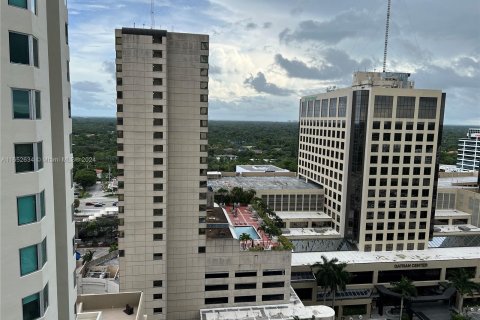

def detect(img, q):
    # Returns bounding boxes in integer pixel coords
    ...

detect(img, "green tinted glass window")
[37,142,43,169]
[42,283,48,312]
[40,191,45,218]
[41,238,47,266]
[22,292,40,320]
[9,32,30,65]
[20,244,38,276]
[17,195,36,225]
[12,89,30,119]
[35,91,41,119]
[8,0,27,9]
[32,37,39,67]
[15,143,34,172]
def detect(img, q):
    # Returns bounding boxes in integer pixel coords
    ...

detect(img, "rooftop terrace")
[77,292,143,320]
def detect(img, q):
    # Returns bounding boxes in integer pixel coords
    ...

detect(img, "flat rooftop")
[77,292,143,320]
[435,209,471,218]
[236,164,289,172]
[292,247,480,267]
[207,207,229,224]
[438,175,478,189]
[283,228,340,238]
[208,176,322,191]
[200,288,334,320]
[276,211,331,220]
[433,224,480,234]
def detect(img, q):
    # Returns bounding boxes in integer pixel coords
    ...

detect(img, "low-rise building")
[208,176,324,212]
[291,247,480,319]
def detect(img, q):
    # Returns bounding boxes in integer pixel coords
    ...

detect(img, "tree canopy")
[74,169,97,189]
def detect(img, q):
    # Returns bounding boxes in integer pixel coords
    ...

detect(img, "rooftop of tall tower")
[352,71,415,89]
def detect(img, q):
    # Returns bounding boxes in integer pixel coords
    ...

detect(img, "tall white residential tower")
[0,1,76,319]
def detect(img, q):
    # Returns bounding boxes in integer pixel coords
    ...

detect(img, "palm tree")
[239,233,252,250]
[329,261,350,309]
[391,276,417,320]
[311,256,350,309]
[312,256,337,305]
[448,268,480,312]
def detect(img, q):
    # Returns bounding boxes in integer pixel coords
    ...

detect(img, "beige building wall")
[165,31,209,320]
[298,74,445,252]
[437,187,480,226]
[204,238,291,307]
[116,28,209,320]
[259,189,324,212]
[292,254,480,318]
[0,1,75,319]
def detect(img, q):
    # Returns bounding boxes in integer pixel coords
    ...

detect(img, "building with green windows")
[0,1,76,319]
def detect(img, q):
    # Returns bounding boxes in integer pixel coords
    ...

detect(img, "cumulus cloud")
[279,9,381,44]
[244,72,294,96]
[414,56,480,90]
[275,50,372,80]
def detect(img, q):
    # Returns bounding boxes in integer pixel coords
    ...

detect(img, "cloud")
[262,22,272,29]
[66,0,479,123]
[102,61,116,81]
[279,9,381,44]
[244,72,294,96]
[275,50,372,80]
[209,64,222,74]
[209,96,298,121]
[414,56,480,90]
[245,22,258,30]
[72,81,105,92]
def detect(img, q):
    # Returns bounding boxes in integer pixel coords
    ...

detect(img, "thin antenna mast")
[151,0,155,29]
[383,0,391,73]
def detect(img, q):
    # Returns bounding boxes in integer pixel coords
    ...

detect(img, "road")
[77,182,118,214]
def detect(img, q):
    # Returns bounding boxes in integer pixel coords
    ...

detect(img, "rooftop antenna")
[151,0,155,29]
[383,0,392,73]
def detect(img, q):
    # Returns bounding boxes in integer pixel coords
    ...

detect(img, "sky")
[68,0,480,124]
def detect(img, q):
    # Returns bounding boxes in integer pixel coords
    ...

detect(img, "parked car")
[112,202,118,206]
[85,202,94,206]
[94,203,104,207]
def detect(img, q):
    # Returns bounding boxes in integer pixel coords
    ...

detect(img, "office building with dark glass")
[297,72,446,252]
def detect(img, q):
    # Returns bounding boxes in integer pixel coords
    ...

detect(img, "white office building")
[298,72,446,252]
[457,128,480,172]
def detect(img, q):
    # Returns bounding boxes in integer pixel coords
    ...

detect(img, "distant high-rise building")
[0,1,76,319]
[116,28,293,320]
[457,128,480,172]
[115,28,210,319]
[298,72,446,252]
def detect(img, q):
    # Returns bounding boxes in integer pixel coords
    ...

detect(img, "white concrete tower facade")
[116,28,209,320]
[0,1,76,319]
[298,72,445,252]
